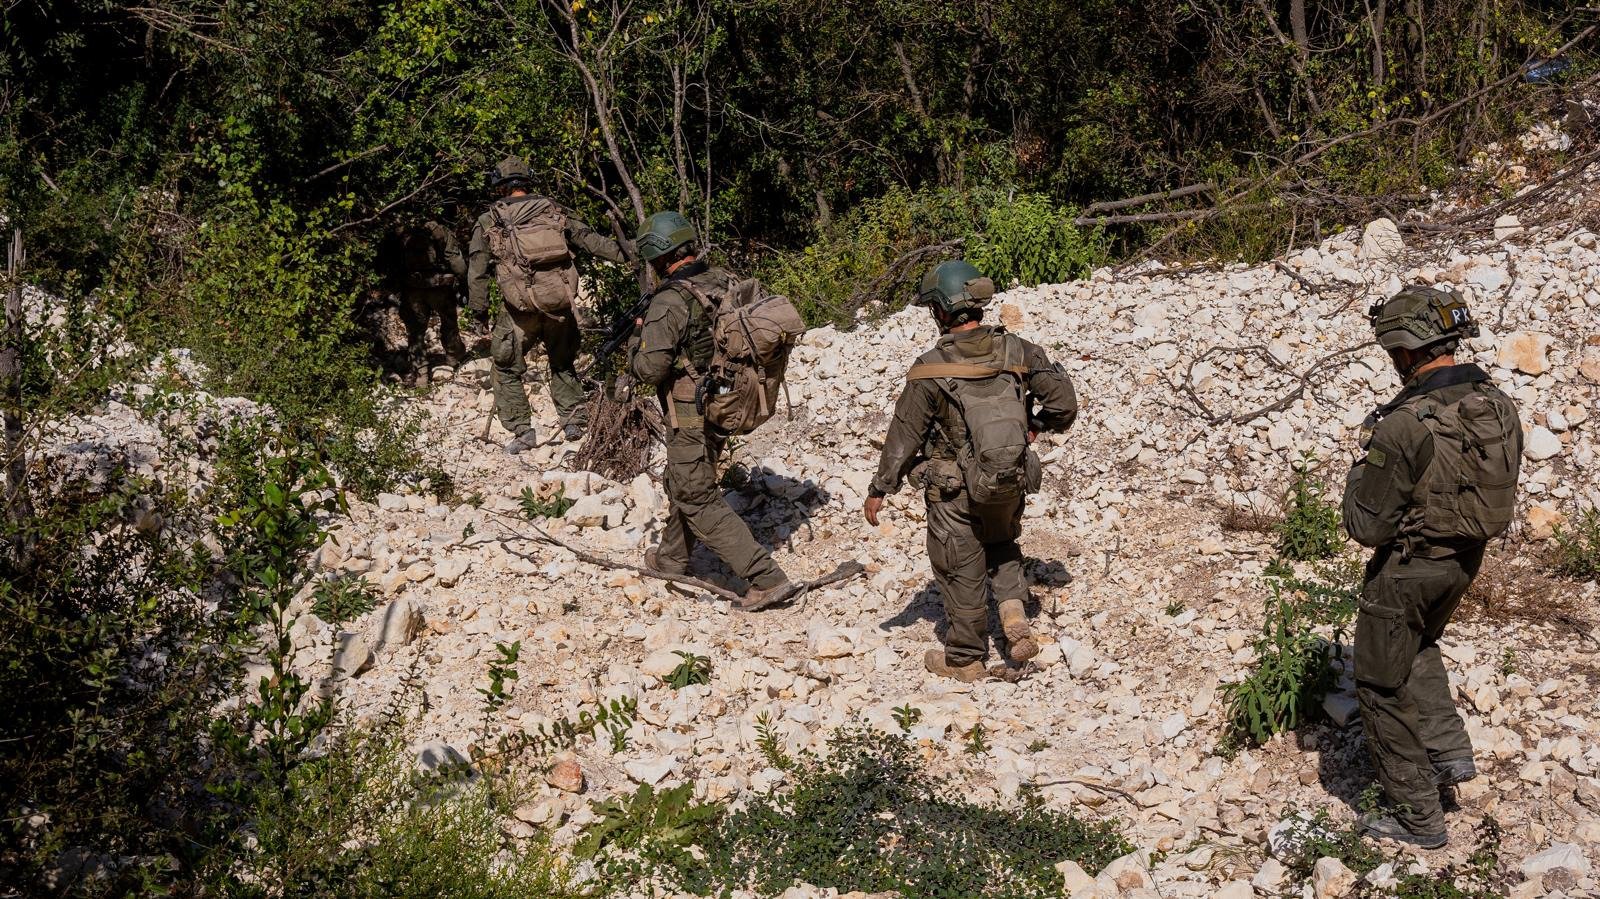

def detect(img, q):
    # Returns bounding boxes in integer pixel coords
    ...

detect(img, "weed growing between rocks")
[666,651,713,689]
[1275,808,1506,898]
[577,727,1131,898]
[1275,459,1344,562]
[1552,503,1600,580]
[520,484,576,520]
[312,574,380,626]
[1221,564,1352,748]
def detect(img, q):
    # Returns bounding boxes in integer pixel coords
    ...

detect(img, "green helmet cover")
[635,211,698,262]
[488,156,533,189]
[917,260,996,315]
[1368,286,1479,351]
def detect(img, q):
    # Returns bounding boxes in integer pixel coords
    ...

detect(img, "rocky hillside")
[252,206,1600,897]
[35,197,1600,895]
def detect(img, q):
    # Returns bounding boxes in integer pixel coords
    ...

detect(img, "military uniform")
[392,220,467,377]
[628,261,788,591]
[871,325,1078,667]
[467,195,625,436]
[1344,362,1521,838]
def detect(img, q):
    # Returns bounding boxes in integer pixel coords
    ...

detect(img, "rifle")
[587,292,653,389]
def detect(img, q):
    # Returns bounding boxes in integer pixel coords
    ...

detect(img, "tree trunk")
[3,228,32,573]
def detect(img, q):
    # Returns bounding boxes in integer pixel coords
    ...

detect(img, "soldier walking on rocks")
[1344,286,1521,848]
[386,217,467,386]
[864,260,1078,681]
[468,156,629,452]
[627,211,799,611]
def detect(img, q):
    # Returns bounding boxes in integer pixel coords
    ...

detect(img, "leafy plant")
[964,722,991,756]
[478,641,521,714]
[666,651,712,690]
[1164,599,1187,617]
[754,711,793,771]
[574,783,724,888]
[1221,579,1341,746]
[1552,504,1600,580]
[1275,458,1344,562]
[892,703,924,733]
[1276,805,1506,898]
[520,485,575,520]
[625,727,1133,897]
[312,574,379,626]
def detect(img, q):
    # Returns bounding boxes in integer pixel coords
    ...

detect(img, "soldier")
[385,217,467,386]
[1344,286,1522,848]
[865,260,1078,681]
[468,156,628,452]
[627,211,798,611]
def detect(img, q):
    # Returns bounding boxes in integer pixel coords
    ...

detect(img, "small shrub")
[574,783,722,887]
[1276,807,1506,898]
[312,574,379,626]
[1275,459,1344,561]
[892,704,923,733]
[754,711,793,771]
[478,641,521,714]
[1221,580,1340,746]
[625,727,1134,897]
[964,722,991,756]
[1552,504,1600,580]
[520,485,575,520]
[666,651,712,689]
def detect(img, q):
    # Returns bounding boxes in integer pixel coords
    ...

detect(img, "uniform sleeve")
[1342,413,1434,548]
[628,290,688,387]
[567,217,628,265]
[870,380,940,497]
[438,224,468,282]
[1023,342,1078,433]
[466,220,492,316]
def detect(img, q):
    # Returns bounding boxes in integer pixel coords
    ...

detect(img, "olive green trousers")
[925,491,1025,666]
[490,305,587,435]
[1354,545,1482,833]
[654,405,785,590]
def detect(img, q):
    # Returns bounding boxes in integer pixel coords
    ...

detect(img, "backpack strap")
[906,362,1028,380]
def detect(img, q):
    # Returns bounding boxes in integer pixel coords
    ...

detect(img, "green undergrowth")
[1275,459,1344,562]
[1552,503,1600,580]
[1276,807,1506,897]
[577,727,1131,898]
[1220,558,1360,750]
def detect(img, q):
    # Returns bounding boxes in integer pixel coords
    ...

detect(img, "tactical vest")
[662,271,721,401]
[1395,383,1521,548]
[400,224,455,289]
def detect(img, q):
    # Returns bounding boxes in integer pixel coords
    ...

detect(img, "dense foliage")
[2,1,1583,375]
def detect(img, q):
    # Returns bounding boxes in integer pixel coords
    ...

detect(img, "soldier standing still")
[627,211,799,611]
[865,260,1078,681]
[467,156,628,452]
[1344,286,1522,848]
[388,218,467,386]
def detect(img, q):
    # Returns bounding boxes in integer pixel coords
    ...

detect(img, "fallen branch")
[484,509,865,605]
[1082,182,1216,215]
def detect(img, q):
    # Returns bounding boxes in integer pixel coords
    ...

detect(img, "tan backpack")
[677,277,807,434]
[486,199,577,315]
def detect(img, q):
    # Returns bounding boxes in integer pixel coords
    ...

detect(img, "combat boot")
[738,578,800,612]
[503,428,540,455]
[924,649,985,683]
[1433,758,1477,786]
[643,545,686,576]
[1358,813,1447,849]
[997,598,1039,662]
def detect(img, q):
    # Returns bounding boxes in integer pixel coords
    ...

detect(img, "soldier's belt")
[906,362,1029,381]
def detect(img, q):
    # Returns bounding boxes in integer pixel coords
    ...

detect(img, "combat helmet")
[487,156,534,191]
[916,260,996,316]
[1368,285,1479,351]
[635,211,698,262]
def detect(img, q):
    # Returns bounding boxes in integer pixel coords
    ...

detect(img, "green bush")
[1222,579,1341,747]
[763,187,1104,327]
[578,727,1131,897]
[1276,460,1344,562]
[1276,809,1506,898]
[1552,504,1600,580]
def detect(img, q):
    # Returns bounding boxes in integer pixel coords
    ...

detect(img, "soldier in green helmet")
[467,156,629,452]
[865,260,1078,681]
[1343,285,1522,848]
[627,211,799,610]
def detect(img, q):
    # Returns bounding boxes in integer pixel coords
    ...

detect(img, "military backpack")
[485,198,577,315]
[676,277,806,435]
[906,347,1040,505]
[1402,385,1521,543]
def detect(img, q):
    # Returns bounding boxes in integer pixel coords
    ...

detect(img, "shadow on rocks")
[1312,722,1381,811]
[724,464,833,553]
